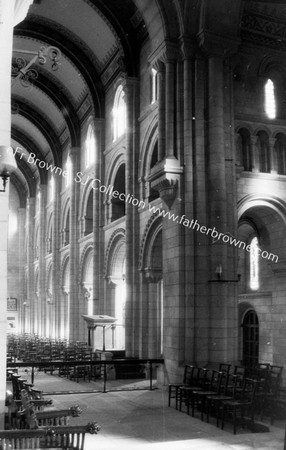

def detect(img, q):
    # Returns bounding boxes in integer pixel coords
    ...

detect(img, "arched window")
[46,215,53,254]
[49,176,55,203]
[111,164,125,221]
[257,131,270,173]
[151,68,158,104]
[275,133,286,175]
[85,124,96,168]
[149,141,160,201]
[236,128,251,171]
[63,209,70,246]
[250,237,259,290]
[242,309,259,367]
[84,190,93,236]
[113,85,126,141]
[65,156,72,187]
[265,79,276,119]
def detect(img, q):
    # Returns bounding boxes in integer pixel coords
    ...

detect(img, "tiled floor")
[14,370,286,450]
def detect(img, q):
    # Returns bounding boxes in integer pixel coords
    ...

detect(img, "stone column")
[53,174,61,338]
[38,184,47,336]
[0,0,32,425]
[69,147,80,341]
[165,59,176,157]
[123,78,139,356]
[250,136,259,173]
[269,137,277,174]
[93,119,104,316]
[198,31,240,364]
[17,207,26,332]
[26,197,35,332]
[181,41,196,363]
[155,61,165,161]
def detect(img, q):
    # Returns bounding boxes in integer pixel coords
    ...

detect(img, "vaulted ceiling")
[10,0,286,203]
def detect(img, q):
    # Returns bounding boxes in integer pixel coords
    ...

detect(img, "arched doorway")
[242,309,259,367]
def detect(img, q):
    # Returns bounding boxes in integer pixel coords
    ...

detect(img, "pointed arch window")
[265,79,276,119]
[65,156,72,187]
[113,85,126,141]
[250,237,259,290]
[86,124,96,168]
[49,176,55,203]
[151,68,158,104]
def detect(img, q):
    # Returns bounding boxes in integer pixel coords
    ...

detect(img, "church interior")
[1,0,286,447]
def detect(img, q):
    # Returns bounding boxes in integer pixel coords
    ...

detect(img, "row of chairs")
[169,363,283,434]
[7,333,92,363]
[7,333,102,382]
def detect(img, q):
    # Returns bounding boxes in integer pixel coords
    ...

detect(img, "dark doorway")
[242,309,259,367]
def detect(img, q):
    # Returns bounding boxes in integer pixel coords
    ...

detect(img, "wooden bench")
[22,390,82,429]
[0,422,101,449]
[9,390,82,430]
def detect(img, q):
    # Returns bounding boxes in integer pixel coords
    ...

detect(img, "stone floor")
[13,370,286,450]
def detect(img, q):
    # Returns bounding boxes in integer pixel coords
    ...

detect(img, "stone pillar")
[0,0,32,425]
[207,55,230,363]
[269,137,277,174]
[0,187,9,426]
[144,270,162,359]
[165,59,176,158]
[198,31,240,365]
[26,197,35,332]
[17,207,26,332]
[69,147,80,340]
[181,42,197,364]
[155,61,165,161]
[38,184,47,336]
[93,119,104,316]
[123,78,139,356]
[53,174,61,338]
[250,136,259,173]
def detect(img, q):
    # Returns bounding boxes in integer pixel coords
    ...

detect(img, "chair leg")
[233,407,237,435]
[168,387,171,407]
[221,404,225,430]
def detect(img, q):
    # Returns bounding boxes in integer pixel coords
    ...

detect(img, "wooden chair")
[205,374,239,427]
[168,364,194,409]
[218,363,231,374]
[178,367,208,414]
[191,370,223,421]
[221,378,257,434]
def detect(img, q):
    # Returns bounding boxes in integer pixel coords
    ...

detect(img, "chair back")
[184,365,194,385]
[241,378,257,403]
[226,374,239,397]
[234,365,245,379]
[209,370,222,393]
[219,363,231,374]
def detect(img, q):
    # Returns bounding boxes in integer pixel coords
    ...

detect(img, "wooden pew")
[0,422,101,449]
[19,390,82,429]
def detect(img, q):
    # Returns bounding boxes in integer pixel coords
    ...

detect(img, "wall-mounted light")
[0,146,17,192]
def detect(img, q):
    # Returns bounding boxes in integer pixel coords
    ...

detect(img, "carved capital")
[197,30,240,58]
[142,267,162,283]
[180,36,197,60]
[148,157,183,209]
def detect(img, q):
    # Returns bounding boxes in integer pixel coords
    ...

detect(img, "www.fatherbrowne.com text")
[15,148,278,263]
